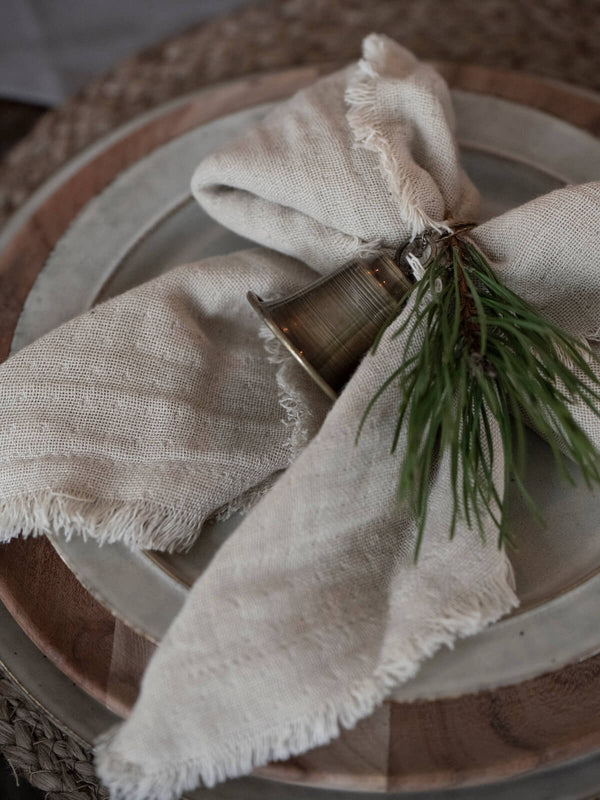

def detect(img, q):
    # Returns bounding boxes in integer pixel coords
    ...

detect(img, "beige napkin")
[94,34,600,800]
[0,248,329,550]
[94,181,600,799]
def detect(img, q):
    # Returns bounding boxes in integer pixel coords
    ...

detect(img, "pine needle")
[358,234,600,560]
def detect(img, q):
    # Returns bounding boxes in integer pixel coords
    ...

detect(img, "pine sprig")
[358,233,600,560]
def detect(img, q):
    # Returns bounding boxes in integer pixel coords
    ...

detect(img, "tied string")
[401,221,477,282]
[358,222,600,560]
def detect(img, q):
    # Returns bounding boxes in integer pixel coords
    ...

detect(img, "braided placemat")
[0,674,107,799]
[0,1,598,797]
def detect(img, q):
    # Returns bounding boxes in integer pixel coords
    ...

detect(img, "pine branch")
[358,233,600,560]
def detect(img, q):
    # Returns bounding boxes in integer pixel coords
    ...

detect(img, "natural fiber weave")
[0,671,108,799]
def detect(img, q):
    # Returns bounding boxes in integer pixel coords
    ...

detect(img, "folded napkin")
[193,34,479,267]
[0,249,329,549]
[0,31,598,800]
[93,183,600,800]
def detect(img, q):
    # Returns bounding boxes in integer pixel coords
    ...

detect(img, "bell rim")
[247,291,338,402]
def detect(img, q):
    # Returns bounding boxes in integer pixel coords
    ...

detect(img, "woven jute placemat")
[0,1,598,797]
[0,674,107,799]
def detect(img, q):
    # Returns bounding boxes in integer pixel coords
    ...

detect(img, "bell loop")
[394,222,478,279]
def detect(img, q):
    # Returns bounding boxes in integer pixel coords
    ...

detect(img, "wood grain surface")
[1,65,600,792]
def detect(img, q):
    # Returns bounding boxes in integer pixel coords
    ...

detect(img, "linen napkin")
[93,34,598,800]
[94,305,518,800]
[0,248,329,550]
[192,34,480,267]
[94,189,600,800]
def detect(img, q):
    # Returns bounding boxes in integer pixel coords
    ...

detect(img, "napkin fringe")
[208,474,279,523]
[345,33,442,239]
[0,491,202,553]
[94,553,517,800]
[259,325,323,461]
[331,231,384,262]
[589,325,600,343]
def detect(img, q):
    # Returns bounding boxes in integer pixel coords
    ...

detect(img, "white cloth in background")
[0,0,249,105]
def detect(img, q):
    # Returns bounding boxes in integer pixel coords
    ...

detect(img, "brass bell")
[247,249,415,400]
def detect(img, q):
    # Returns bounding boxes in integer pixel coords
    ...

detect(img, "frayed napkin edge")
[93,551,517,800]
[258,324,330,460]
[345,33,444,239]
[0,491,203,553]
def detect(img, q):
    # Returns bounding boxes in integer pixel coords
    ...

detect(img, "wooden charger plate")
[1,65,600,796]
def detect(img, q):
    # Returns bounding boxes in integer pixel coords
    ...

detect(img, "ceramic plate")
[11,90,600,701]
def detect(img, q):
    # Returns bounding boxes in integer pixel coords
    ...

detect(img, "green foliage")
[358,235,600,560]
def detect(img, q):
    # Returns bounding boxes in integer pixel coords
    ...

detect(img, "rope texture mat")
[0,675,107,799]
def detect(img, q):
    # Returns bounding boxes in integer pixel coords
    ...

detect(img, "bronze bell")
[247,248,416,400]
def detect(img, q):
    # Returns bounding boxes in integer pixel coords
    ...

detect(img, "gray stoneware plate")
[11,90,600,703]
